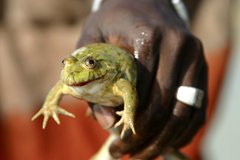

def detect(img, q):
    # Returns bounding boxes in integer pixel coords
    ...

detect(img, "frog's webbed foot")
[114,110,136,139]
[31,105,75,129]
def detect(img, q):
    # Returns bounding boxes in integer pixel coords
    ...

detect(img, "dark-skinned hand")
[77,0,208,159]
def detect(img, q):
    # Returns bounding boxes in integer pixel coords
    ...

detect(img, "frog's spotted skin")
[32,43,137,139]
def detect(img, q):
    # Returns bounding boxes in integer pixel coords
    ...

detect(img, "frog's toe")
[120,121,136,139]
[43,113,50,129]
[125,120,136,136]
[31,107,51,129]
[57,107,75,118]
[114,112,136,139]
[129,120,136,135]
[31,109,43,121]
[52,112,61,125]
[114,116,124,128]
[116,111,123,116]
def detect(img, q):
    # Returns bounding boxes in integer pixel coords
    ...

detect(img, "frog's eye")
[84,56,96,69]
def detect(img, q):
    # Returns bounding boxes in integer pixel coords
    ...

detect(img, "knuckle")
[131,24,158,57]
[165,29,186,45]
[132,24,157,44]
[166,28,204,56]
[133,23,156,35]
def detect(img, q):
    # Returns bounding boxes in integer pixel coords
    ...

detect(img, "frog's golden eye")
[84,56,96,69]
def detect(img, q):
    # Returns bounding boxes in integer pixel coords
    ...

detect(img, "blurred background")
[0,0,239,160]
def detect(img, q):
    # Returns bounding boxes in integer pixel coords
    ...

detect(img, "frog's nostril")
[62,56,77,66]
[62,59,65,65]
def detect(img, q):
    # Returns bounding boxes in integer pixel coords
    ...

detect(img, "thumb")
[76,14,103,48]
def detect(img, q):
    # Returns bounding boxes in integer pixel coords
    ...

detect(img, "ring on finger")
[176,86,204,108]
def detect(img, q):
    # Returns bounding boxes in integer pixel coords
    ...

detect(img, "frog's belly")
[70,85,123,107]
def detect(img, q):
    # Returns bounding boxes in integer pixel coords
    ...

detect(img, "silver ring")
[176,86,204,108]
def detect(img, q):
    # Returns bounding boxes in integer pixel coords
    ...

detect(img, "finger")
[172,108,206,148]
[58,108,76,118]
[110,81,167,159]
[110,29,189,158]
[129,98,193,159]
[129,35,205,159]
[169,38,207,147]
[76,13,103,48]
[110,26,161,156]
[130,114,190,159]
[172,61,208,147]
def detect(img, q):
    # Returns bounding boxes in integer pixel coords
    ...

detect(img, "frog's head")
[61,44,117,87]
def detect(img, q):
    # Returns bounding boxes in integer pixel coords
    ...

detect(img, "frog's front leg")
[32,80,75,128]
[113,78,137,139]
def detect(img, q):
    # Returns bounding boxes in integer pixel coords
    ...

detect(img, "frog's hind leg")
[90,134,119,160]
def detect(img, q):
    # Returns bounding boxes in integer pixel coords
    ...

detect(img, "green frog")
[32,43,188,160]
[32,43,137,139]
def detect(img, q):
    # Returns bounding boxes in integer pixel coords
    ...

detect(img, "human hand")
[77,0,208,159]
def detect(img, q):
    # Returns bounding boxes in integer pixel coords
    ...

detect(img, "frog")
[32,43,137,140]
[32,43,189,160]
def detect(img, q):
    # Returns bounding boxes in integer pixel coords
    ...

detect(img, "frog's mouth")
[70,79,98,87]
[62,71,107,87]
[68,75,107,87]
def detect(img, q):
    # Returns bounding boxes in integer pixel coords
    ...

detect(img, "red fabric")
[0,100,108,160]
